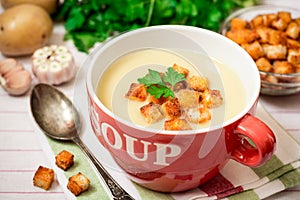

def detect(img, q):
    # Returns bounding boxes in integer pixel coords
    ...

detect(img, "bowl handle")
[230,114,276,167]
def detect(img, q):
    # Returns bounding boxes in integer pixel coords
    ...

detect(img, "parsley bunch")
[54,0,258,53]
[138,67,185,98]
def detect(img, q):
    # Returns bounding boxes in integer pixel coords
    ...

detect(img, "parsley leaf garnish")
[138,67,185,98]
[147,85,174,98]
[162,67,185,87]
[137,69,164,87]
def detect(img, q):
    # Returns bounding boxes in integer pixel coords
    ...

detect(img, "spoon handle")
[73,136,135,200]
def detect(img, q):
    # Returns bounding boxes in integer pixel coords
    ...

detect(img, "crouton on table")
[55,150,74,171]
[33,166,54,190]
[67,172,90,196]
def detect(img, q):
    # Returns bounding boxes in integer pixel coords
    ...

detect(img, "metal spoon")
[30,83,135,200]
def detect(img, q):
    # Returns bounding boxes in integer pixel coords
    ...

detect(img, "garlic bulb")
[32,45,75,85]
[0,58,32,96]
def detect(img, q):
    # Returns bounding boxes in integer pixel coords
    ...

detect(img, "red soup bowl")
[86,25,276,192]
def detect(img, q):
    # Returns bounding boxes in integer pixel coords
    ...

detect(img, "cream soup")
[96,48,246,130]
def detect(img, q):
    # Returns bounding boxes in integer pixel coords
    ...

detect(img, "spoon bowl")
[30,83,80,140]
[30,83,134,200]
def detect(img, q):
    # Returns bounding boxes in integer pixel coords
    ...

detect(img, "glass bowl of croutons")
[220,5,300,95]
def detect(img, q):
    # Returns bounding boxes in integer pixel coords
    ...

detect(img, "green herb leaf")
[147,85,174,98]
[137,69,165,87]
[65,32,101,53]
[64,7,85,32]
[162,67,185,87]
[137,67,185,99]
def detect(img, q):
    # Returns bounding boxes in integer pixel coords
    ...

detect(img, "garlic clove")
[62,61,75,82]
[3,63,24,79]
[0,58,32,96]
[34,65,49,84]
[49,61,64,85]
[2,69,32,96]
[0,58,19,75]
[32,48,48,59]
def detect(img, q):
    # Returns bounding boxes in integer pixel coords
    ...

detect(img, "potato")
[0,4,53,56]
[0,0,58,14]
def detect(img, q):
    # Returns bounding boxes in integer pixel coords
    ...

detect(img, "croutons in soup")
[96,48,246,130]
[126,64,223,130]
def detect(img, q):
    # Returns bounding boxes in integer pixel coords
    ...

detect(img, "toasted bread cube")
[286,38,300,48]
[263,44,287,60]
[55,150,74,171]
[148,95,169,105]
[200,89,223,109]
[250,13,276,28]
[241,41,265,60]
[186,107,211,123]
[256,27,286,45]
[287,48,300,65]
[161,98,181,119]
[164,118,192,130]
[140,102,164,124]
[173,80,188,92]
[294,64,300,73]
[33,166,54,190]
[286,21,300,39]
[187,75,208,92]
[67,172,90,196]
[268,29,286,45]
[263,13,278,27]
[273,61,294,74]
[272,17,289,31]
[278,11,292,24]
[255,27,271,43]
[125,83,148,102]
[263,75,279,84]
[225,29,259,45]
[295,18,300,25]
[172,63,189,77]
[176,89,200,109]
[250,15,264,28]
[256,57,273,72]
[230,18,248,30]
